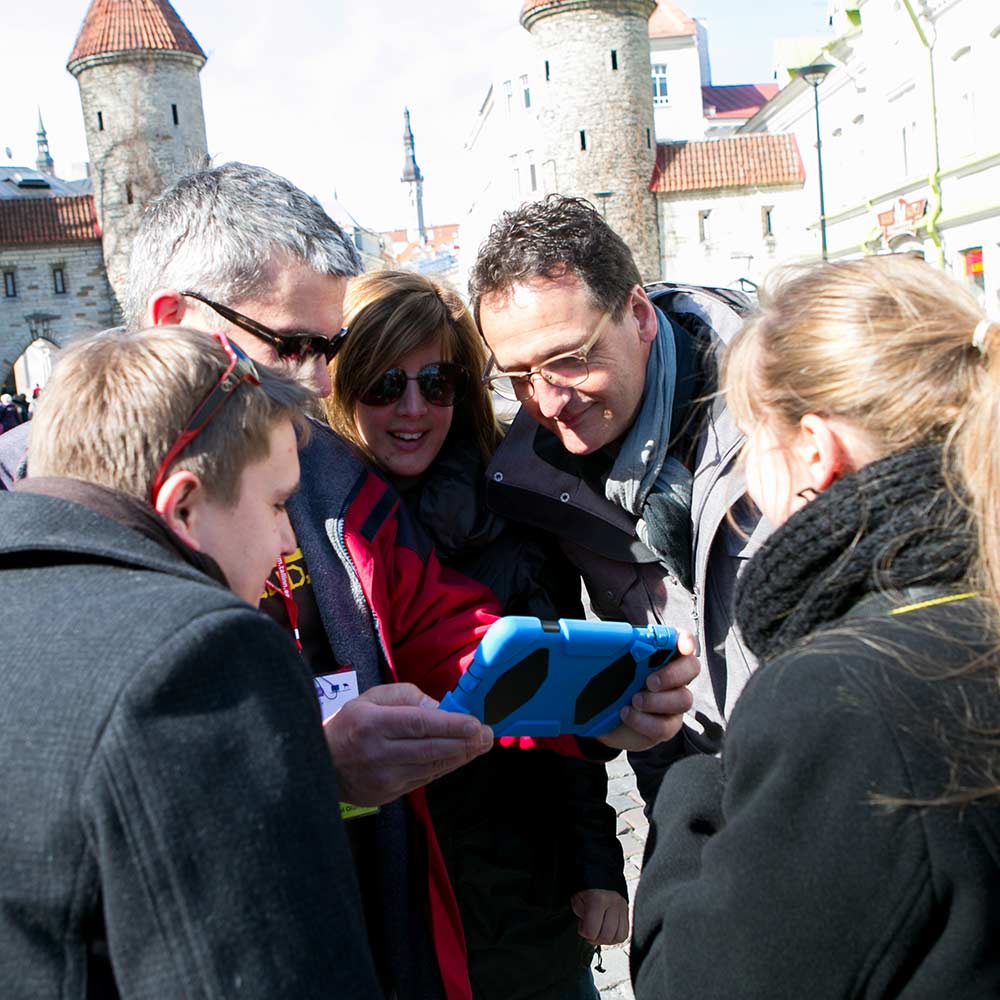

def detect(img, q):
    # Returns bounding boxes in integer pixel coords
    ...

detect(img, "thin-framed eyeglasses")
[359,362,470,408]
[182,290,348,364]
[481,307,613,402]
[149,330,261,504]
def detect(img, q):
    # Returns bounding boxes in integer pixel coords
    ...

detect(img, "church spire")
[35,110,55,176]
[401,108,426,243]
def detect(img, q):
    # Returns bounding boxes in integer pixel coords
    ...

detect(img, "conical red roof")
[68,0,205,69]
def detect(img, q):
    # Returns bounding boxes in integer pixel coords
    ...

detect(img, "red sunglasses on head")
[149,331,261,505]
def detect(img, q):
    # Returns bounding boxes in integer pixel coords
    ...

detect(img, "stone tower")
[521,0,661,279]
[67,0,209,309]
[401,108,426,243]
[35,112,56,176]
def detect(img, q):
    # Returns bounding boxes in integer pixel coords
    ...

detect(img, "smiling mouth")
[390,431,426,442]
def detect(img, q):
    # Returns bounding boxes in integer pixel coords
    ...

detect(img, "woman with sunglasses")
[631,256,1000,996]
[326,270,628,1000]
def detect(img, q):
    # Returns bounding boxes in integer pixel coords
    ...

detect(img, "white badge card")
[314,670,359,722]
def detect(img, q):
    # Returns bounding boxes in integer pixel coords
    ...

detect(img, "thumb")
[360,682,439,709]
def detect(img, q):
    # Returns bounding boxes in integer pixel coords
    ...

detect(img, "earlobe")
[798,413,847,493]
[632,286,658,344]
[154,471,205,550]
[147,289,188,328]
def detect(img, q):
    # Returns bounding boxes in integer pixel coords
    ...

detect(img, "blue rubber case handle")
[438,616,678,738]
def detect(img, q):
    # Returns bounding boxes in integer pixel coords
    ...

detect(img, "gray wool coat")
[0,490,378,998]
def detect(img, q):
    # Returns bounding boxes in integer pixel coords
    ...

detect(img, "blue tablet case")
[438,616,678,738]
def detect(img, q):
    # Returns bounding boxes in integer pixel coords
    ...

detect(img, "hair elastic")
[972,319,992,355]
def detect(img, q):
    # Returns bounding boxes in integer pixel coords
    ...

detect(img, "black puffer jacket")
[631,446,1000,998]
[411,434,627,1000]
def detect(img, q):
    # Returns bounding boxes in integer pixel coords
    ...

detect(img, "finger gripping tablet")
[438,617,678,737]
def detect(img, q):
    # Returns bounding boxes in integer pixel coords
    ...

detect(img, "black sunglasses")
[359,362,470,407]
[181,291,347,364]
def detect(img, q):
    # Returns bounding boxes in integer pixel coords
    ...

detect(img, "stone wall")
[0,240,116,386]
[74,52,209,310]
[525,0,661,280]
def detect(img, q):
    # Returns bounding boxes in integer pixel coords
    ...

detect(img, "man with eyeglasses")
[472,195,767,811]
[0,324,381,997]
[1,165,700,1000]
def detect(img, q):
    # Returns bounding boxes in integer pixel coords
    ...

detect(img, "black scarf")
[735,445,974,663]
[17,476,229,588]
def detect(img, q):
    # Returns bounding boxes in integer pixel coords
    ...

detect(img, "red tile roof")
[0,196,102,245]
[702,84,778,120]
[68,0,205,69]
[648,0,696,38]
[650,134,804,193]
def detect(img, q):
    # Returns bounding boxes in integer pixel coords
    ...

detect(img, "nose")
[531,378,571,420]
[278,511,297,558]
[310,357,332,398]
[396,378,427,417]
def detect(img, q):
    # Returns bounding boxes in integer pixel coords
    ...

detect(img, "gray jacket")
[486,287,768,775]
[0,489,378,998]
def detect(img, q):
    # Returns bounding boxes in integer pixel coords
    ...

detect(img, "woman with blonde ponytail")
[632,255,1000,997]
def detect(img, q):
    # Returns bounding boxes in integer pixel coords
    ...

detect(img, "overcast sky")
[1,0,830,232]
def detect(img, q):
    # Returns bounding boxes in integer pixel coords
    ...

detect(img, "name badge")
[315,670,379,821]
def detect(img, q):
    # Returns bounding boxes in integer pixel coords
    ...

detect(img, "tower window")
[646,128,651,149]
[97,110,104,131]
[504,80,513,118]
[53,267,66,294]
[698,209,712,243]
[530,163,538,191]
[521,75,531,109]
[126,182,134,205]
[580,130,587,151]
[611,50,618,71]
[171,103,179,125]
[762,206,775,238]
[3,271,16,297]
[652,64,669,104]
[545,60,550,82]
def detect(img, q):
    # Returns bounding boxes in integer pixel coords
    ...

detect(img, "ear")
[630,285,658,345]
[795,413,852,493]
[146,289,189,328]
[153,470,208,551]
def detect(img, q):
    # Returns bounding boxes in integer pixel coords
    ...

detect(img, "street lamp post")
[795,63,834,261]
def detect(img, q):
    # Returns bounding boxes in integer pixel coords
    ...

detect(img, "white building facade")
[743,0,1000,309]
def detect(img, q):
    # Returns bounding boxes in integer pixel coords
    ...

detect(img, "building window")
[646,127,651,149]
[97,110,104,131]
[521,75,530,109]
[126,181,134,205]
[504,80,513,118]
[3,271,15,297]
[545,60,550,82]
[530,163,538,191]
[171,103,179,125]
[962,247,985,300]
[53,267,66,294]
[611,49,618,71]
[761,206,774,238]
[580,130,587,152]
[698,209,712,243]
[652,64,669,104]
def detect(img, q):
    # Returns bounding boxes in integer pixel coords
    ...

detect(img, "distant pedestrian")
[12,394,29,423]
[31,383,41,400]
[0,394,21,433]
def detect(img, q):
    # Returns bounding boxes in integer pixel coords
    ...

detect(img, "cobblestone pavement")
[595,755,648,1000]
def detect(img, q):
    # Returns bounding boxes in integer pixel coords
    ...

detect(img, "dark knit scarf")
[735,445,974,663]
[18,476,229,588]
